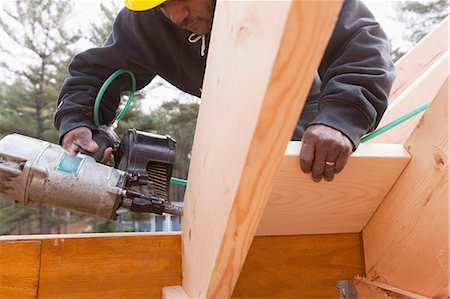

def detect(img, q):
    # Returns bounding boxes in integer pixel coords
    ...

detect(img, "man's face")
[159,0,215,35]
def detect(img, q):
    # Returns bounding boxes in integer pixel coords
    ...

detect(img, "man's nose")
[165,3,189,26]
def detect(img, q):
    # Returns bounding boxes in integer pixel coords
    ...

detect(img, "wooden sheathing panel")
[233,234,364,299]
[257,143,410,235]
[389,16,449,103]
[1,233,181,298]
[0,241,41,299]
[368,51,449,144]
[363,79,449,297]
[180,1,343,298]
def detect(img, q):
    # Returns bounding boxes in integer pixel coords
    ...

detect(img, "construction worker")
[55,0,395,182]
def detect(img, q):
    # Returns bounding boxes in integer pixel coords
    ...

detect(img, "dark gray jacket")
[55,0,395,149]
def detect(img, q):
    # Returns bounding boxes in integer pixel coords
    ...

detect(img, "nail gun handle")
[79,126,119,163]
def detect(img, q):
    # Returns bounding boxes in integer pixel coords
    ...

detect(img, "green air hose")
[93,69,188,186]
[360,101,431,143]
[93,69,136,127]
[95,69,431,186]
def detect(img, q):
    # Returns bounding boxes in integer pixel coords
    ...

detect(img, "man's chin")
[190,24,212,35]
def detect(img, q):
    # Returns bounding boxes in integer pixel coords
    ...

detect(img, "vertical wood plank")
[181,1,343,298]
[363,79,449,297]
[0,241,41,298]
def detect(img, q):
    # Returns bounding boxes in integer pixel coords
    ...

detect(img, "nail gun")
[0,128,183,220]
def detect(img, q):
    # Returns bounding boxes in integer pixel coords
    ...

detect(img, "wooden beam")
[256,143,410,236]
[353,277,432,299]
[162,286,190,299]
[1,233,364,298]
[233,234,363,298]
[363,79,449,298]
[0,241,41,298]
[179,1,343,298]
[1,233,181,298]
[368,51,449,144]
[389,16,449,103]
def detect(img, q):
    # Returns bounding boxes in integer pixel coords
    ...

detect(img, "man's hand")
[300,124,353,182]
[62,127,112,164]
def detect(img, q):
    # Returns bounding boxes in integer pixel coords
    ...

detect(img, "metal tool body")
[0,131,182,220]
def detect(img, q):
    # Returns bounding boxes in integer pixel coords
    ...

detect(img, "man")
[55,0,395,182]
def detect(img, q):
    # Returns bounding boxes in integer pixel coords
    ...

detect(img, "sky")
[0,0,411,112]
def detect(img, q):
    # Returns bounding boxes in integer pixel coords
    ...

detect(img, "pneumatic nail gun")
[0,127,183,220]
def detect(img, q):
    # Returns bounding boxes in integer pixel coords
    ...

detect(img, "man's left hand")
[300,124,353,182]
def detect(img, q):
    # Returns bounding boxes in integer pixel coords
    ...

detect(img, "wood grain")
[233,234,364,299]
[353,277,432,299]
[363,79,449,297]
[369,51,449,144]
[257,143,410,235]
[162,285,189,299]
[180,1,343,298]
[0,241,41,299]
[2,233,181,298]
[389,16,449,103]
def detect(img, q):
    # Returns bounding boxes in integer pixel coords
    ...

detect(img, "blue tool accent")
[57,153,83,174]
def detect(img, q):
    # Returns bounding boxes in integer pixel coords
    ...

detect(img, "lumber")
[1,233,181,298]
[0,241,41,298]
[362,79,449,298]
[1,233,363,299]
[353,277,432,299]
[389,16,449,103]
[368,51,449,144]
[233,234,363,299]
[179,1,343,298]
[256,143,410,236]
[162,286,190,299]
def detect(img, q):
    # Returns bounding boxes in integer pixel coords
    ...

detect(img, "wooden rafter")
[363,79,449,297]
[175,1,343,297]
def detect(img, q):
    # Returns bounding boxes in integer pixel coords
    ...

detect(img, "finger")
[323,150,340,182]
[335,150,351,173]
[101,147,113,164]
[64,142,80,156]
[74,135,99,153]
[311,144,329,182]
[300,139,315,174]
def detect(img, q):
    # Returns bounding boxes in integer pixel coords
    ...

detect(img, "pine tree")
[392,0,449,61]
[0,0,81,234]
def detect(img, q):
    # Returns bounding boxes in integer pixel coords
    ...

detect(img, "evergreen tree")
[88,2,121,46]
[0,0,81,234]
[392,0,449,61]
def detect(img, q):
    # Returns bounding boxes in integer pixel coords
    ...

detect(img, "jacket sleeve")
[54,8,157,141]
[309,0,395,149]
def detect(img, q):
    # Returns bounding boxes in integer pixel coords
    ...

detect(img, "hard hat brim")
[124,0,167,11]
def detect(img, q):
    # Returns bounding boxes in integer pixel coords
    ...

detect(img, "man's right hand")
[62,127,112,163]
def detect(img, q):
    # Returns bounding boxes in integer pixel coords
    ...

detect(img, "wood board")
[1,233,181,298]
[179,1,343,298]
[0,241,41,299]
[233,234,364,299]
[362,79,449,298]
[1,233,363,299]
[256,142,410,235]
[368,51,449,144]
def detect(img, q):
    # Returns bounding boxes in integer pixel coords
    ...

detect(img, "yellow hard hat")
[124,0,166,11]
